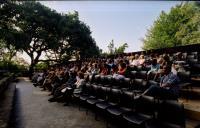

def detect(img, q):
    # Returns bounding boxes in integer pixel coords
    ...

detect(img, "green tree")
[0,1,100,74]
[114,43,128,54]
[143,2,200,50]
[106,40,128,55]
[107,39,114,55]
[0,39,17,62]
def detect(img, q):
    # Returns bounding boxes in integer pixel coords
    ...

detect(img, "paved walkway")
[12,77,107,128]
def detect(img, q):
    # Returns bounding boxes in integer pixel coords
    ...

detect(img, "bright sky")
[20,1,182,64]
[39,1,182,53]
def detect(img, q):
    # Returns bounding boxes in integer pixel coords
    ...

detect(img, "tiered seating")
[72,73,186,128]
[33,46,199,127]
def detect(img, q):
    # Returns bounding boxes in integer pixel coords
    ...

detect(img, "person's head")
[163,65,171,75]
[69,70,77,78]
[152,58,157,66]
[135,54,139,59]
[139,55,144,59]
[163,54,170,62]
[77,72,84,79]
[119,62,126,69]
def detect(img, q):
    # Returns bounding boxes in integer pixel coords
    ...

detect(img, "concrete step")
[181,86,200,100]
[179,98,200,128]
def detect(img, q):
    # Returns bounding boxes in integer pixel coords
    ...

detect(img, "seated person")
[147,58,160,80]
[130,54,140,67]
[48,71,77,102]
[100,63,109,75]
[138,54,145,66]
[118,62,127,75]
[62,72,86,106]
[113,62,127,80]
[91,63,100,75]
[172,52,186,74]
[141,64,180,100]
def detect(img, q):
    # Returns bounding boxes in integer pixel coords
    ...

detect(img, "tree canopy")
[106,39,128,55]
[0,1,100,73]
[142,2,200,50]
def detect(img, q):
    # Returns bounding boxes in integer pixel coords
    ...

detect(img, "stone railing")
[0,74,14,95]
[0,73,15,128]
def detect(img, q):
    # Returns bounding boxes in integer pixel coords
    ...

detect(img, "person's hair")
[152,58,157,66]
[163,64,171,72]
[163,54,170,62]
[120,62,126,69]
[78,72,84,79]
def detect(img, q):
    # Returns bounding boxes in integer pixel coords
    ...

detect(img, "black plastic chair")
[121,78,131,91]
[106,90,134,127]
[177,71,192,100]
[96,88,120,112]
[145,100,185,128]
[132,79,148,95]
[137,70,147,80]
[130,70,137,80]
[123,95,155,128]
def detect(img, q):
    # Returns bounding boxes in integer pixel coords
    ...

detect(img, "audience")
[32,51,192,105]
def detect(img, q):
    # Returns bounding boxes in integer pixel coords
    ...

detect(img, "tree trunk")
[29,63,35,79]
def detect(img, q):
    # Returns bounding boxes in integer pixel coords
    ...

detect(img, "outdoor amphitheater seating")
[106,90,133,127]
[136,70,148,80]
[32,48,199,128]
[122,95,155,128]
[131,78,148,95]
[177,71,192,99]
[190,63,200,77]
[177,71,192,89]
[130,70,137,79]
[145,100,185,128]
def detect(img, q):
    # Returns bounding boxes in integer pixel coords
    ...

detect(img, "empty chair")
[94,86,111,120]
[130,70,137,80]
[107,90,134,117]
[136,65,143,71]
[187,58,198,65]
[80,83,98,102]
[137,71,147,80]
[131,79,148,95]
[92,75,101,85]
[85,84,102,114]
[187,54,195,60]
[177,71,192,99]
[190,52,198,59]
[112,77,123,89]
[96,88,120,113]
[145,100,185,128]
[106,90,134,127]
[98,75,105,86]
[177,71,192,89]
[190,63,200,77]
[87,86,109,106]
[121,78,131,90]
[103,76,113,87]
[123,95,155,128]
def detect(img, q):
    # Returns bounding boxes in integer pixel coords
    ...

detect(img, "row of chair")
[72,74,185,128]
[84,71,193,96]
